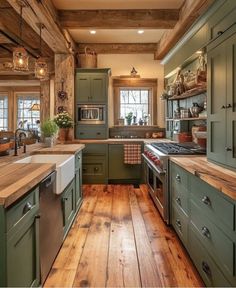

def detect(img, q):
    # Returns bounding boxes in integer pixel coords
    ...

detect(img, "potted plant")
[125,112,133,125]
[41,119,59,147]
[54,111,73,142]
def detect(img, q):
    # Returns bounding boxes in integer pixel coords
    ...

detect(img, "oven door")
[143,155,169,224]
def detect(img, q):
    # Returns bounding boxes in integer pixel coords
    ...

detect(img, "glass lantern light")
[13,46,29,71]
[35,57,48,80]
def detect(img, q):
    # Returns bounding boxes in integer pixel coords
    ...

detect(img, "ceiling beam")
[7,0,76,54]
[77,43,157,54]
[59,9,179,29]
[154,0,214,60]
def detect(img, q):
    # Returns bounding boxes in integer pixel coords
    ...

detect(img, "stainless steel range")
[142,142,205,224]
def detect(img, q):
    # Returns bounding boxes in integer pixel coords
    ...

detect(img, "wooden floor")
[44,184,204,287]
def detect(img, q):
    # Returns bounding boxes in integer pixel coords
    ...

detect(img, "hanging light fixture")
[13,3,29,71]
[35,23,48,80]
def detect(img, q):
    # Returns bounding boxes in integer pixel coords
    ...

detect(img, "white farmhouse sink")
[15,154,75,194]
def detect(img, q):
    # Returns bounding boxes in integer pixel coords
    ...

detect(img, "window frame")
[113,78,158,126]
[0,92,9,131]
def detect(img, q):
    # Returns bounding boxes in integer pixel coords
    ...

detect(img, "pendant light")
[13,3,29,71]
[35,23,48,80]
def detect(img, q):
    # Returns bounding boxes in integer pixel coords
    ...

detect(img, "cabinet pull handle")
[217,31,223,36]
[226,104,232,108]
[202,261,211,277]
[82,168,87,172]
[201,226,211,238]
[23,202,33,215]
[97,132,101,135]
[175,174,181,182]
[63,197,68,201]
[176,197,181,206]
[225,147,232,151]
[94,167,99,172]
[201,196,211,206]
[221,105,226,109]
[80,132,84,135]
[175,219,182,230]
[35,214,41,219]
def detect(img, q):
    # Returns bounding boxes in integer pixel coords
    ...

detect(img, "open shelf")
[167,86,206,100]
[166,117,207,121]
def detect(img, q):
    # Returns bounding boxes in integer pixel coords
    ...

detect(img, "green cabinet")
[75,69,110,103]
[0,187,40,287]
[108,144,143,184]
[61,179,76,237]
[82,144,108,184]
[75,151,83,212]
[170,161,236,287]
[207,25,236,168]
[76,125,108,139]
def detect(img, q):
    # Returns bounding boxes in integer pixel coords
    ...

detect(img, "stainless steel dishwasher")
[39,171,63,284]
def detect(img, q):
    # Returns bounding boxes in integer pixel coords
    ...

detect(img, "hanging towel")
[124,144,142,164]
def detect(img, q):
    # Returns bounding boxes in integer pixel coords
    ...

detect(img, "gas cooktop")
[151,142,206,155]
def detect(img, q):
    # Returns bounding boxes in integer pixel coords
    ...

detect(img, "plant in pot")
[41,119,59,147]
[125,112,133,125]
[54,111,73,143]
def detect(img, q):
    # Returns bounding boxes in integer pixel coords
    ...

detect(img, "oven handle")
[142,154,166,175]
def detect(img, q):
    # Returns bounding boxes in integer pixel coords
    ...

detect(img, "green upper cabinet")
[207,25,236,168]
[75,69,110,103]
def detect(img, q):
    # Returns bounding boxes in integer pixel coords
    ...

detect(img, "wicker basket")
[77,47,97,68]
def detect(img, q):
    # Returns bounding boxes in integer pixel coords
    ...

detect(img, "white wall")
[97,54,165,127]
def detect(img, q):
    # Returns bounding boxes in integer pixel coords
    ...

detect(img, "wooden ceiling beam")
[78,43,157,54]
[7,0,76,54]
[59,9,179,29]
[154,0,214,60]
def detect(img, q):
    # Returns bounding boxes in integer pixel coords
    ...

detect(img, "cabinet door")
[62,180,76,236]
[90,74,107,102]
[226,32,236,167]
[75,74,91,102]
[75,170,82,211]
[207,37,227,164]
[108,144,142,180]
[7,214,40,287]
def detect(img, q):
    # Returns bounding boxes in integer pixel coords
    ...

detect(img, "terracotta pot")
[58,128,68,143]
[67,128,74,141]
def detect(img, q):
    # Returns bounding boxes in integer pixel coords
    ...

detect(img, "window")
[0,94,8,131]
[113,78,157,126]
[120,89,150,123]
[17,94,40,129]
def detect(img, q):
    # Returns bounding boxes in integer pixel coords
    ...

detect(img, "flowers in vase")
[54,111,73,128]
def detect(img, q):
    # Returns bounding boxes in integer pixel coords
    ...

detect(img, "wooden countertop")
[0,163,56,208]
[31,144,85,155]
[67,138,170,144]
[170,157,236,201]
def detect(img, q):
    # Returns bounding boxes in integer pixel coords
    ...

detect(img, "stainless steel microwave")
[77,104,106,124]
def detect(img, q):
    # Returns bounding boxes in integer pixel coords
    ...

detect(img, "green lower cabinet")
[0,186,40,287]
[7,215,40,287]
[170,161,236,287]
[108,144,143,184]
[61,179,76,238]
[75,151,83,212]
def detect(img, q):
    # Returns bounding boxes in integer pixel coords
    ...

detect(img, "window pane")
[17,94,40,130]
[129,90,140,104]
[120,90,129,103]
[0,95,8,130]
[141,90,149,103]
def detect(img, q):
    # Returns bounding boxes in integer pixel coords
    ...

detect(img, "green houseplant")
[54,112,73,142]
[41,119,59,147]
[125,112,133,125]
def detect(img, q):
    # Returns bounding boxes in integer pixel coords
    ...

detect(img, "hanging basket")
[77,47,97,68]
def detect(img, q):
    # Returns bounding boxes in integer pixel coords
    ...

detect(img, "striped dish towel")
[124,144,142,164]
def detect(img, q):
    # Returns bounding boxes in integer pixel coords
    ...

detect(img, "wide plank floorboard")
[44,184,204,288]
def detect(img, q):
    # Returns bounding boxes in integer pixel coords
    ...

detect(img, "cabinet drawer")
[75,151,82,171]
[76,126,108,139]
[171,184,188,215]
[82,156,107,184]
[172,203,188,246]
[171,162,188,191]
[83,143,107,155]
[190,175,235,233]
[190,200,234,277]
[6,187,39,233]
[189,225,231,287]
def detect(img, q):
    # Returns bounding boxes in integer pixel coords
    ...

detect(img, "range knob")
[155,159,160,165]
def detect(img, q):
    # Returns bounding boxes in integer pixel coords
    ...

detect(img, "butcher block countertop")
[31,144,85,155]
[0,163,55,208]
[171,157,236,201]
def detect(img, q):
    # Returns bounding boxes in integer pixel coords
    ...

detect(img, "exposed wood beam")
[59,9,179,29]
[78,43,157,54]
[155,0,214,60]
[0,32,12,44]
[0,75,38,80]
[0,47,11,58]
[0,5,53,58]
[7,0,75,54]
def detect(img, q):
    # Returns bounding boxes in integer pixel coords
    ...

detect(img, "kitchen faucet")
[14,128,28,156]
